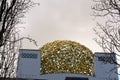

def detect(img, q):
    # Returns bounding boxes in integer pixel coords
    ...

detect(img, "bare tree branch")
[0,0,38,78]
[92,0,120,67]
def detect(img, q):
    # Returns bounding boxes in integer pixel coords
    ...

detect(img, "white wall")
[16,49,118,80]
[94,52,118,80]
[16,49,41,79]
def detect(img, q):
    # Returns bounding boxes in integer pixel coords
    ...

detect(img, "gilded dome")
[40,40,94,76]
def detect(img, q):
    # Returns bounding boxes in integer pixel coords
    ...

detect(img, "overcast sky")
[20,0,103,53]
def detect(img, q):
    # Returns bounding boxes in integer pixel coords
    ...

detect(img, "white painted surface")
[95,53,118,80]
[16,49,41,79]
[16,49,118,80]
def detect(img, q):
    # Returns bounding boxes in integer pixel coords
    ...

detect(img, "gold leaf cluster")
[40,40,94,76]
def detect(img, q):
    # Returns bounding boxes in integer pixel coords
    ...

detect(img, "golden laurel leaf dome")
[40,40,94,76]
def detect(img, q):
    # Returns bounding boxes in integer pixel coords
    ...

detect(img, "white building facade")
[16,49,118,80]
